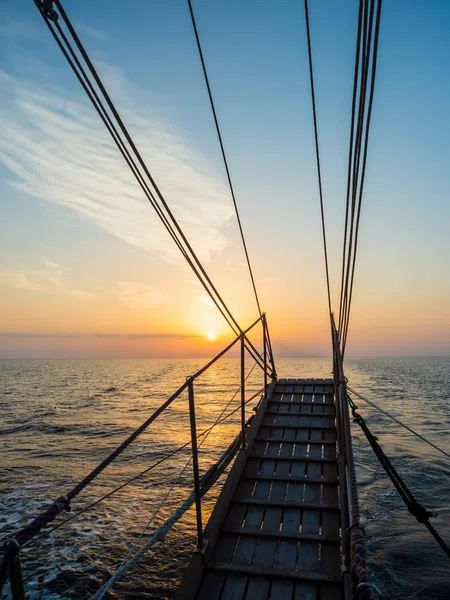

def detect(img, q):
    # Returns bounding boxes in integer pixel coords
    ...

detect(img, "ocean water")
[1,357,450,599]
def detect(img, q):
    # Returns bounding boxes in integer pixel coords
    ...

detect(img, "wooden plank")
[221,527,340,545]
[269,400,334,407]
[298,541,320,573]
[221,574,248,600]
[224,503,247,529]
[213,535,237,563]
[302,510,321,534]
[245,578,271,598]
[256,438,336,446]
[233,499,340,511]
[209,562,343,585]
[249,454,336,464]
[321,545,341,577]
[262,421,336,431]
[233,533,256,566]
[321,511,340,538]
[244,505,265,529]
[196,572,226,600]
[294,582,319,600]
[242,474,337,485]
[270,480,288,502]
[270,580,295,599]
[252,507,280,568]
[265,411,335,420]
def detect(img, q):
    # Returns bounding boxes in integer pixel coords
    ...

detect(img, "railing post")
[187,377,203,550]
[240,333,246,450]
[262,314,268,399]
[9,550,25,600]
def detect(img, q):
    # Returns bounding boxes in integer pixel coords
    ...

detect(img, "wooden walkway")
[178,378,343,600]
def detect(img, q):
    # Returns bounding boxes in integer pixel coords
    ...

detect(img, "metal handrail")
[331,313,371,600]
[2,313,275,598]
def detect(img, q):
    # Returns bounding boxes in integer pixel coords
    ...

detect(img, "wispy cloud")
[0,259,93,299]
[0,38,235,265]
[196,294,216,308]
[39,256,68,271]
[113,281,171,309]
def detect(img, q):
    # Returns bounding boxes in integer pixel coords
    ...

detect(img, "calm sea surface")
[1,357,450,599]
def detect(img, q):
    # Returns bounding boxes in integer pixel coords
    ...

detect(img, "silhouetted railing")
[1,315,276,598]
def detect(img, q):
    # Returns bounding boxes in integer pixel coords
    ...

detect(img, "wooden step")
[242,473,338,485]
[269,401,334,407]
[233,498,340,511]
[262,423,336,431]
[255,437,336,445]
[249,453,337,464]
[221,526,340,545]
[209,562,343,585]
[265,411,336,418]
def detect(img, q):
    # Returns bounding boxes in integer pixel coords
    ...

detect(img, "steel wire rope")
[348,398,450,560]
[338,0,364,333]
[342,0,382,353]
[339,0,369,335]
[304,0,332,317]
[35,2,271,373]
[35,0,239,338]
[35,1,273,375]
[187,0,263,318]
[19,386,263,590]
[94,357,261,598]
[347,386,450,461]
[51,0,253,339]
[340,0,372,337]
[19,381,263,549]
[0,326,267,592]
[339,0,382,355]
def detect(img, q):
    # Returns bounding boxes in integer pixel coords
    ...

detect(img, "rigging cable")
[35,1,268,373]
[347,386,450,461]
[13,385,264,550]
[304,0,332,317]
[187,0,263,318]
[338,0,364,334]
[338,0,383,356]
[93,358,261,599]
[347,395,450,560]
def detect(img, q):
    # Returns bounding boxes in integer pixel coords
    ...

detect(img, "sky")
[0,0,449,359]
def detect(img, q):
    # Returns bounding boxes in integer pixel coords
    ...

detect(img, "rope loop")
[339,375,348,385]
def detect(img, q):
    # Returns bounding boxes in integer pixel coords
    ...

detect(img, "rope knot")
[408,501,432,524]
[40,0,59,21]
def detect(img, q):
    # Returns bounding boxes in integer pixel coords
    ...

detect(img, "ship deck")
[177,378,344,600]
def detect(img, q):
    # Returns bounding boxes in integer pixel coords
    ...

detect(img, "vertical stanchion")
[263,314,268,398]
[9,552,25,600]
[240,333,246,449]
[187,377,203,549]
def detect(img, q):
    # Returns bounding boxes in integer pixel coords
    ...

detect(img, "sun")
[207,332,216,341]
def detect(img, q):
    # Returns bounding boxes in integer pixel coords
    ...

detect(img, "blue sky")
[0,0,449,357]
